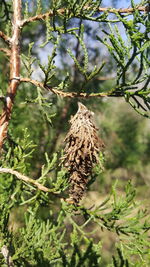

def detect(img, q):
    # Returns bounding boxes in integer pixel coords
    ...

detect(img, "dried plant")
[63,102,104,204]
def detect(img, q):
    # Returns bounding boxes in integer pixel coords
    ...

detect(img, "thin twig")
[20,77,123,98]
[21,78,148,100]
[0,31,10,45]
[132,95,147,112]
[21,9,64,26]
[21,5,149,26]
[0,167,58,194]
[101,5,149,13]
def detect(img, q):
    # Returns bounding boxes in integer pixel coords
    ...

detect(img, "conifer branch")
[21,5,149,26]
[0,167,58,194]
[0,31,11,45]
[20,77,123,98]
[20,77,145,99]
[21,8,65,26]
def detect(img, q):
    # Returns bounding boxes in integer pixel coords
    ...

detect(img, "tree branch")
[0,0,21,150]
[0,167,59,194]
[20,77,123,98]
[21,5,149,26]
[0,31,10,45]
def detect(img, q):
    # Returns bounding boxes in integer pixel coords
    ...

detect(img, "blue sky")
[105,0,142,7]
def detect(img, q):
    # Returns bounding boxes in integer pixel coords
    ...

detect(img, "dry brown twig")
[63,102,104,205]
[0,167,52,193]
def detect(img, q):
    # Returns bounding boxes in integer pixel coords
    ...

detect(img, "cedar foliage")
[0,0,150,266]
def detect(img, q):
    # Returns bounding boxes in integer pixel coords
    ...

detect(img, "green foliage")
[0,0,150,266]
[1,162,150,266]
[22,42,36,77]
